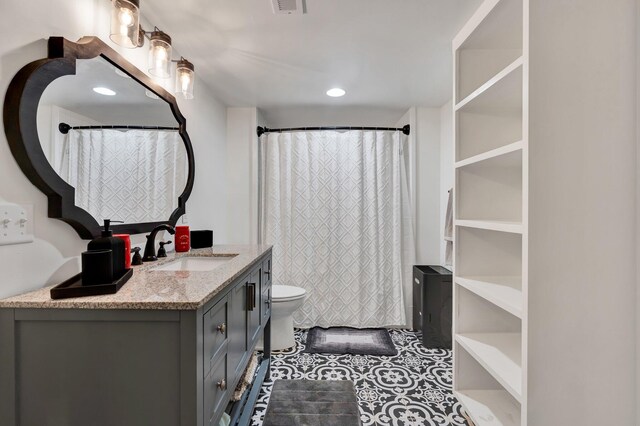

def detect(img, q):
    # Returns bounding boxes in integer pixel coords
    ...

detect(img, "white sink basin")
[151,256,237,272]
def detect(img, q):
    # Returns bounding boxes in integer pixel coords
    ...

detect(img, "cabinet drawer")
[204,353,229,425]
[204,298,228,373]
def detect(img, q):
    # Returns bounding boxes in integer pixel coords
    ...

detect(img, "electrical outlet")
[0,202,34,245]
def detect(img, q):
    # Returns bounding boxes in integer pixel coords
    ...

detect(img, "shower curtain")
[58,129,187,223]
[260,130,415,328]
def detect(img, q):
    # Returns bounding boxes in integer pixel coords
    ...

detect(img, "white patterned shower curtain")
[260,130,415,328]
[58,129,187,224]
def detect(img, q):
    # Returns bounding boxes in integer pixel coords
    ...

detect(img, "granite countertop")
[0,245,272,310]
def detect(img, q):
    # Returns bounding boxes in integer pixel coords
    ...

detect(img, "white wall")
[180,83,228,241]
[0,0,227,299]
[637,1,640,420]
[528,0,636,423]
[439,100,453,266]
[636,0,640,420]
[262,106,407,128]
[226,107,259,244]
[414,107,442,265]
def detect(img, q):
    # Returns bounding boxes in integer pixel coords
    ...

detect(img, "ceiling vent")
[271,0,306,14]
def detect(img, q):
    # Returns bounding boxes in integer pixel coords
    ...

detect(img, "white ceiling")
[142,0,482,109]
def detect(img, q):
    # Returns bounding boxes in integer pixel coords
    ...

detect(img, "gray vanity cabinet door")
[247,267,262,348]
[228,275,249,381]
[203,296,229,375]
[204,353,229,426]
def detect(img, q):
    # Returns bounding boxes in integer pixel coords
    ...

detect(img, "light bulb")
[175,58,195,100]
[109,0,140,48]
[152,45,168,61]
[118,7,134,27]
[179,71,191,92]
[148,31,172,78]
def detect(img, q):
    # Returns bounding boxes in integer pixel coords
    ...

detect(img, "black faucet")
[143,224,176,262]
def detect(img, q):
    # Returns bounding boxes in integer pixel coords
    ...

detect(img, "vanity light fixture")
[93,87,116,96]
[148,29,172,78]
[175,58,195,100]
[326,88,346,97]
[108,0,196,99]
[109,0,141,49]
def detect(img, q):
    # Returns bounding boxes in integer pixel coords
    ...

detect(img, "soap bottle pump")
[88,219,126,279]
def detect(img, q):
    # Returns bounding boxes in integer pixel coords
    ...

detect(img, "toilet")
[271,285,307,350]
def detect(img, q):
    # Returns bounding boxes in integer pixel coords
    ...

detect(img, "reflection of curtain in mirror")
[59,129,187,224]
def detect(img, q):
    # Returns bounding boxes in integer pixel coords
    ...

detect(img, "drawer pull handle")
[217,379,227,390]
[264,270,271,276]
[265,299,271,306]
[247,283,256,311]
[217,323,226,334]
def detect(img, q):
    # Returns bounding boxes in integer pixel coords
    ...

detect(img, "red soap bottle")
[114,234,132,269]
[175,225,190,252]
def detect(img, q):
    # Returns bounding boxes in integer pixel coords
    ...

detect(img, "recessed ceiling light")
[326,88,346,97]
[93,87,116,96]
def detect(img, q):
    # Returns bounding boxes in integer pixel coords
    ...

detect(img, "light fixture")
[93,87,116,96]
[175,58,195,100]
[326,88,346,97]
[148,29,172,78]
[109,0,140,49]
[107,1,196,99]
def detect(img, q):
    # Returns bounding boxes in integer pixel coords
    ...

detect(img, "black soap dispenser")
[88,219,126,279]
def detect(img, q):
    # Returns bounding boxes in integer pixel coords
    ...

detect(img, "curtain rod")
[256,124,410,137]
[58,122,180,135]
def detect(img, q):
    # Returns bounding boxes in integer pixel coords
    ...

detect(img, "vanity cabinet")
[0,250,272,426]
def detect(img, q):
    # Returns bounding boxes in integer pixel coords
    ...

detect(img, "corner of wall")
[413,107,442,265]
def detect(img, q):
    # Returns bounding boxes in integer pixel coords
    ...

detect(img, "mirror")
[4,37,195,238]
[37,57,187,225]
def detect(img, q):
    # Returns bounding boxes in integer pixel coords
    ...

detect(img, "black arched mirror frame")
[3,36,195,239]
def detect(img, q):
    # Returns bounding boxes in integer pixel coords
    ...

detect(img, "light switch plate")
[0,203,34,245]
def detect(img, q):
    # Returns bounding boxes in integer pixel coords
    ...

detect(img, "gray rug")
[263,380,361,426]
[304,327,397,356]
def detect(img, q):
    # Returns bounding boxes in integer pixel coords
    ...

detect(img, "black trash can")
[413,265,452,349]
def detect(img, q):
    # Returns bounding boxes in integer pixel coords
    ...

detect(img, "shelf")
[455,141,523,169]
[456,148,522,223]
[454,0,523,51]
[456,333,522,402]
[456,390,521,426]
[456,276,523,318]
[455,220,522,234]
[456,58,523,112]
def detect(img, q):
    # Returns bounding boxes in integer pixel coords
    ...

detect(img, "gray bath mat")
[304,327,397,356]
[263,380,361,426]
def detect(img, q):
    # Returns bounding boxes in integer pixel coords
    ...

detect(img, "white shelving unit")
[452,0,528,424]
[451,0,637,424]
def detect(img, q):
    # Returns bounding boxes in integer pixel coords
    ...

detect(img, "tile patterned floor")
[251,329,469,426]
